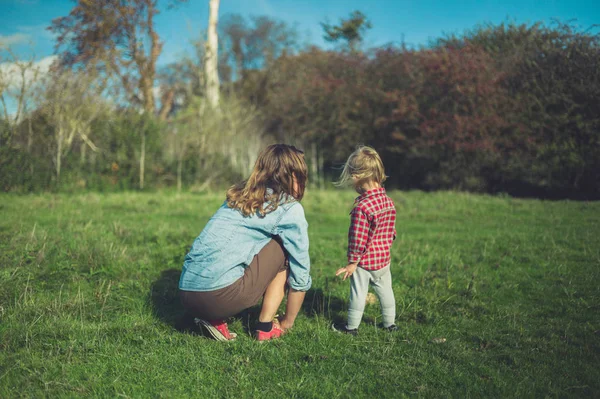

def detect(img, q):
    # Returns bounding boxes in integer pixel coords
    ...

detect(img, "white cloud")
[152,85,162,100]
[0,24,54,49]
[0,55,58,90]
[0,33,31,47]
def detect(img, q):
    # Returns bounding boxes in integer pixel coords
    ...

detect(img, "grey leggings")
[347,266,396,329]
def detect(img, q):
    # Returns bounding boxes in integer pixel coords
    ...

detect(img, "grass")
[0,190,599,398]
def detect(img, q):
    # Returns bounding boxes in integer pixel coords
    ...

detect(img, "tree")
[50,0,173,116]
[435,21,600,194]
[50,0,179,189]
[219,14,299,101]
[258,48,375,186]
[321,11,372,53]
[0,48,44,148]
[37,68,107,183]
[205,0,220,108]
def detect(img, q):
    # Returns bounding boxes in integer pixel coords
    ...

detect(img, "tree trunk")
[80,141,87,165]
[177,156,183,193]
[144,2,161,116]
[27,111,33,153]
[140,132,146,190]
[318,144,325,189]
[28,114,34,176]
[205,0,220,109]
[56,130,63,183]
[142,76,155,116]
[311,141,319,189]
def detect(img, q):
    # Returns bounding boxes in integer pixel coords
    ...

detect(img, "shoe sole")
[255,325,285,341]
[194,318,235,341]
[255,332,283,342]
[331,323,358,336]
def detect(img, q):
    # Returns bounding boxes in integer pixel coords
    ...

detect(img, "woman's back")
[180,200,310,292]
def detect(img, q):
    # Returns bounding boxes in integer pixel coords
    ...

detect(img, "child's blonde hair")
[336,145,387,188]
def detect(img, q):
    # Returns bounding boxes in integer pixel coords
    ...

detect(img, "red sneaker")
[255,321,285,341]
[194,318,237,341]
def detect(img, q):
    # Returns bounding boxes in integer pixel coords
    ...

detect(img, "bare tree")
[166,95,265,191]
[205,0,220,108]
[37,69,107,182]
[0,48,43,147]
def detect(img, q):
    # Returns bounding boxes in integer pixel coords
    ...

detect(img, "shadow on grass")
[231,287,349,330]
[301,287,347,325]
[149,268,200,334]
[148,269,349,334]
[147,268,266,336]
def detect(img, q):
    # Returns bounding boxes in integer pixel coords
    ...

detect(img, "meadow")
[0,190,598,398]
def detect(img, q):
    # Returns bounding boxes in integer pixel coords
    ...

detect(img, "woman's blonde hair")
[336,145,387,188]
[227,144,307,217]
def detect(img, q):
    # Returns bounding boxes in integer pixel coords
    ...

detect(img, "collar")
[357,187,386,200]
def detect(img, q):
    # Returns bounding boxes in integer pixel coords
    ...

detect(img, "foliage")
[435,21,600,194]
[166,95,267,191]
[50,0,170,117]
[321,10,372,53]
[250,21,600,197]
[1,14,599,197]
[219,14,299,82]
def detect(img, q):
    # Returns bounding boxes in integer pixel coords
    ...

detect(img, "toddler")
[333,146,397,335]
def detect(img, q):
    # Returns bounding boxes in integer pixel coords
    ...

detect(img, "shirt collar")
[358,187,386,200]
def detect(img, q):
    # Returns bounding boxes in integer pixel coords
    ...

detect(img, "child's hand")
[335,263,358,281]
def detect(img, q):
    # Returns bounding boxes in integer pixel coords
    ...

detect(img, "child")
[333,146,397,335]
[179,144,311,341]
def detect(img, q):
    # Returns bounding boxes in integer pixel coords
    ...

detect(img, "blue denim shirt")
[179,200,311,292]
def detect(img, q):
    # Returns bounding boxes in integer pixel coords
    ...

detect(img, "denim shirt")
[179,199,311,292]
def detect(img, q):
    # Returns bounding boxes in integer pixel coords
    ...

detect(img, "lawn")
[1,190,599,397]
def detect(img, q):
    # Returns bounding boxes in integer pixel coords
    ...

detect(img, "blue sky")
[1,0,598,67]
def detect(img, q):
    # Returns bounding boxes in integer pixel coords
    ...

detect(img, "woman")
[179,144,311,341]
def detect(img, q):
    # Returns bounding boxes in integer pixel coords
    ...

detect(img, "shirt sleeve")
[276,202,312,291]
[348,206,370,264]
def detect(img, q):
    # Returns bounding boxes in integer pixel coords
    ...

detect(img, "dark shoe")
[332,323,358,336]
[194,318,237,341]
[384,324,398,332]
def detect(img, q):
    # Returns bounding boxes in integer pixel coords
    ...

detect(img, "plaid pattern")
[347,187,397,271]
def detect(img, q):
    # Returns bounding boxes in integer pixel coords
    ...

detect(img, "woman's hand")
[277,315,294,331]
[335,263,358,281]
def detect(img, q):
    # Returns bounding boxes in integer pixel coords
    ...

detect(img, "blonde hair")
[227,144,307,217]
[336,145,387,188]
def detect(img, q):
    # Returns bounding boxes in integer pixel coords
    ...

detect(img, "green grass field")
[1,190,599,398]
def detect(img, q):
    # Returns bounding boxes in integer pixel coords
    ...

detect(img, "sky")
[1,0,598,64]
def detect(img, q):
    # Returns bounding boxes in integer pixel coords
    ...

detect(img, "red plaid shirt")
[347,187,397,271]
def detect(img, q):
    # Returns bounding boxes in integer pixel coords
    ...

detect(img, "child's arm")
[335,207,369,280]
[346,206,370,264]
